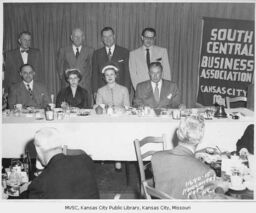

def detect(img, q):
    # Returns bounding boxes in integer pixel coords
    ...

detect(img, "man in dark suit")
[8,64,50,109]
[152,115,228,199]
[4,31,42,90]
[57,28,94,105]
[133,62,181,109]
[27,127,99,199]
[92,26,131,99]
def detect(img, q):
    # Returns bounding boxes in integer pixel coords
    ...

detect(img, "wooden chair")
[134,135,171,199]
[226,96,247,108]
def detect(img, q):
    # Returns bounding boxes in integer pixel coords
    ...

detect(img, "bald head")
[71,28,85,47]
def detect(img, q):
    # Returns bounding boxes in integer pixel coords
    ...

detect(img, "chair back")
[134,135,168,199]
[226,96,247,108]
[142,180,173,199]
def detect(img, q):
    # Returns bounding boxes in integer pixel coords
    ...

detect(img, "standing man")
[4,31,42,90]
[92,27,131,99]
[8,64,50,109]
[134,62,180,109]
[57,28,94,105]
[129,27,171,89]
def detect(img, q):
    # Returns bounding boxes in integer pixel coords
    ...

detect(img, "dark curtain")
[3,3,254,107]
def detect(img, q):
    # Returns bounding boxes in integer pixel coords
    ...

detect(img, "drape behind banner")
[3,3,255,107]
[197,17,254,106]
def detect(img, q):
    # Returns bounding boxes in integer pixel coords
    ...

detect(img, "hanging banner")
[197,17,254,106]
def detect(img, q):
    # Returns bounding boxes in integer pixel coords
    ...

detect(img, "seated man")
[133,62,181,109]
[8,64,50,109]
[27,127,99,199]
[152,115,227,199]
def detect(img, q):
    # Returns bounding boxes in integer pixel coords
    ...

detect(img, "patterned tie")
[75,47,79,58]
[146,48,150,69]
[154,83,160,102]
[27,84,32,96]
[107,48,112,61]
[21,49,29,53]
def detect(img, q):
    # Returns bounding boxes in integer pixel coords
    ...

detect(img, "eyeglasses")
[143,36,155,40]
[68,77,79,80]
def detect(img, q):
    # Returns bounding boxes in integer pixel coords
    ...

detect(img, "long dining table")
[2,108,254,161]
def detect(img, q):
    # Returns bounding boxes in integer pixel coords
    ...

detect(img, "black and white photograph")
[0,0,255,212]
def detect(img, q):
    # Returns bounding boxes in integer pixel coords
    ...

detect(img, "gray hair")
[176,115,205,145]
[34,127,62,151]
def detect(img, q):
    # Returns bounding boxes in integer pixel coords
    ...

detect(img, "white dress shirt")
[23,80,34,91]
[20,47,28,64]
[72,45,82,55]
[105,45,115,56]
[151,80,162,96]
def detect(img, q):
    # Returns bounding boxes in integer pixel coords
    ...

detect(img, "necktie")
[75,47,79,58]
[154,83,160,102]
[27,84,32,96]
[107,48,112,61]
[146,48,150,69]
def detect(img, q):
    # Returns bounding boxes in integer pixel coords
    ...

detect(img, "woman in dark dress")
[56,69,90,108]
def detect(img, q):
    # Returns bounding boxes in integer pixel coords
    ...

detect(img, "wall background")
[3,3,254,107]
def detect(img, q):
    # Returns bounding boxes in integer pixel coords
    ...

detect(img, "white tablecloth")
[2,108,254,160]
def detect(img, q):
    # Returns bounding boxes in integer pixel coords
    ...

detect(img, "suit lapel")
[78,46,89,62]
[16,49,24,66]
[67,46,76,65]
[27,49,34,65]
[111,45,119,61]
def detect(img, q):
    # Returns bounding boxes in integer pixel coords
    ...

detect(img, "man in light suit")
[92,26,131,97]
[8,64,50,109]
[4,31,42,90]
[133,62,180,109]
[129,27,171,89]
[57,28,94,105]
[27,127,99,199]
[152,115,228,199]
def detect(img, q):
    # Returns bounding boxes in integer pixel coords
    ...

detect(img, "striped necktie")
[108,48,112,61]
[27,84,32,96]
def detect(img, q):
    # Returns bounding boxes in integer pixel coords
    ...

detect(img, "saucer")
[229,183,246,191]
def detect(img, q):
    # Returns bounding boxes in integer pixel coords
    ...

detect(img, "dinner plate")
[229,184,246,191]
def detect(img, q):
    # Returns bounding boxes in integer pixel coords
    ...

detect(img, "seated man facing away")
[133,62,181,109]
[8,64,50,109]
[152,115,227,199]
[27,127,99,199]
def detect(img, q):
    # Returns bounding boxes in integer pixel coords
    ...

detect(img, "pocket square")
[156,57,162,61]
[167,93,172,99]
[118,59,124,62]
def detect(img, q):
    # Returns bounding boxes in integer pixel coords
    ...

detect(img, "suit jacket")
[8,81,50,109]
[28,153,99,199]
[92,45,131,94]
[236,124,254,155]
[133,79,180,108]
[57,45,94,102]
[129,45,171,89]
[151,145,216,199]
[4,48,42,90]
[56,86,90,108]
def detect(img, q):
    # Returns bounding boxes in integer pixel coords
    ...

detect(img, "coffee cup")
[14,104,22,111]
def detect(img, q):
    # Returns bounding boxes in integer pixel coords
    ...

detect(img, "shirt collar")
[23,80,33,89]
[151,79,162,89]
[143,45,153,51]
[72,45,82,53]
[105,44,115,54]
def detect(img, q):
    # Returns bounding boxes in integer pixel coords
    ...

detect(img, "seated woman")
[56,69,90,109]
[96,64,130,108]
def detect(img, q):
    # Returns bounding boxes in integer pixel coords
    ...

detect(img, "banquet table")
[2,108,254,161]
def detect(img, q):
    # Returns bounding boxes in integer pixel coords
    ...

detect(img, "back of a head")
[176,115,205,146]
[34,127,62,152]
